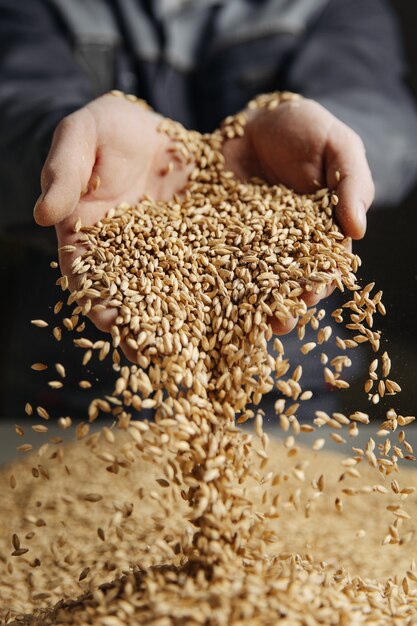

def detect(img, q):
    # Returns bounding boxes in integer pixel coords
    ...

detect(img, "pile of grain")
[1,437,417,624]
[1,91,416,625]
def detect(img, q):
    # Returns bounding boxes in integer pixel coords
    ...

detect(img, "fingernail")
[356,202,367,237]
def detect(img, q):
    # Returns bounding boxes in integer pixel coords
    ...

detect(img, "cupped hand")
[222,97,375,334]
[34,93,192,335]
[34,94,373,343]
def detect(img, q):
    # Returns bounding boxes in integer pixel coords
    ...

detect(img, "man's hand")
[34,93,191,333]
[34,94,373,340]
[222,97,375,333]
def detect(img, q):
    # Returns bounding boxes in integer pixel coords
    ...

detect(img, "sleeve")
[0,0,94,229]
[283,0,417,207]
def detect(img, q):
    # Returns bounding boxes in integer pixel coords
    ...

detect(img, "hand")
[34,93,192,334]
[222,97,375,334]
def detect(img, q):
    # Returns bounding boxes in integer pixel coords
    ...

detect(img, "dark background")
[351,1,417,416]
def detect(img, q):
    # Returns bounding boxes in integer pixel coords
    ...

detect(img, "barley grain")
[6,91,415,626]
[31,320,48,328]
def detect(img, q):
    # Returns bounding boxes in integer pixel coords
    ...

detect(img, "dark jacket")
[1,0,417,229]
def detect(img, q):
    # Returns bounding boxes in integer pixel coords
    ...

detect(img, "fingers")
[34,109,97,226]
[88,306,118,334]
[301,281,336,307]
[269,268,347,336]
[268,315,298,336]
[325,124,375,240]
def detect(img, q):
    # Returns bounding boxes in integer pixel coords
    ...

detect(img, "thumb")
[34,108,97,226]
[325,124,375,240]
